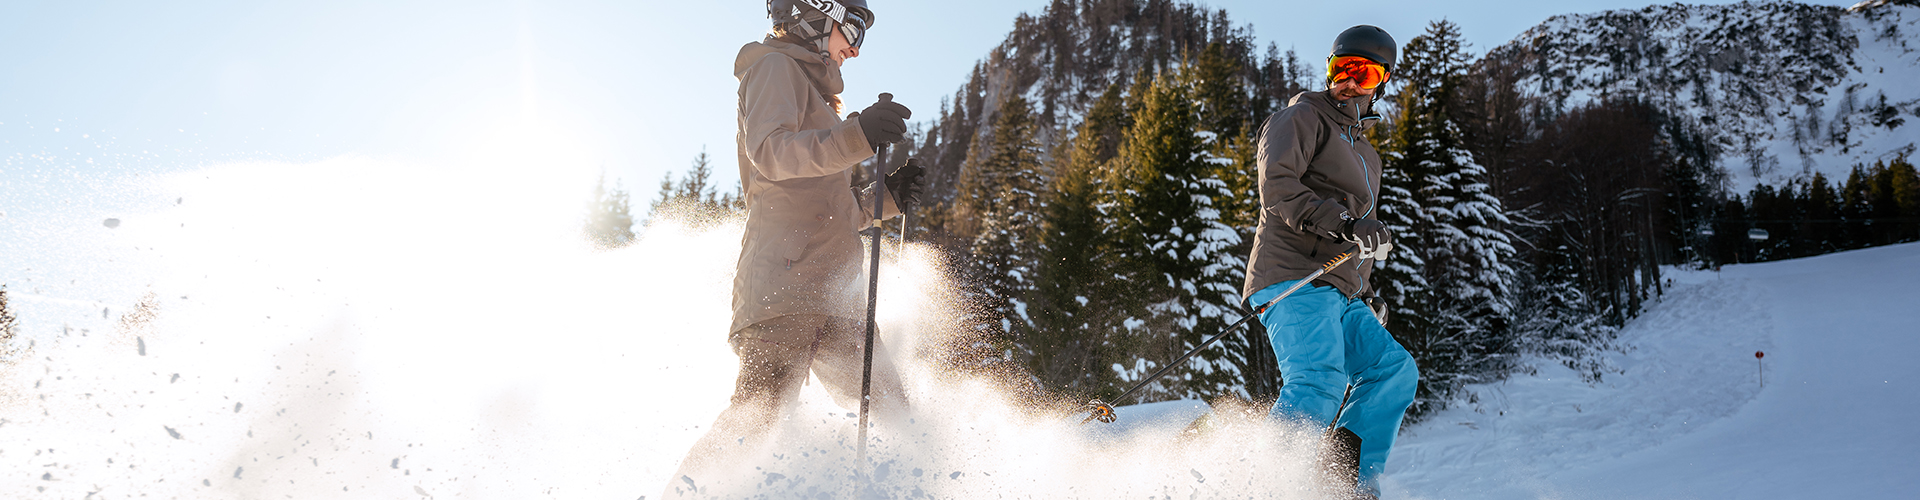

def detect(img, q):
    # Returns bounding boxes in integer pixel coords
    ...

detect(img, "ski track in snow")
[1385,270,1774,496]
[1386,242,1920,499]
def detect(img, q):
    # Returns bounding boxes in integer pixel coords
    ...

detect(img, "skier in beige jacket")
[668,0,923,493]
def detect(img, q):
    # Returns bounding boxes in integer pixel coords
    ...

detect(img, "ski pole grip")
[878,92,893,104]
[1323,252,1355,272]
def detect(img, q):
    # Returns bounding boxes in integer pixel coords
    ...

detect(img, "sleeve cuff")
[1309,202,1352,236]
[854,181,903,220]
[835,118,873,159]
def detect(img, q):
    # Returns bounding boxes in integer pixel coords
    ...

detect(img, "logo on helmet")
[799,0,847,22]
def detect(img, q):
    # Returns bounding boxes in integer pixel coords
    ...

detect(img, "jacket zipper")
[1340,115,1381,296]
[1340,118,1379,219]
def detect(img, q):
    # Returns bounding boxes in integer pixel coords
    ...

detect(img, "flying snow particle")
[103,218,120,228]
[164,426,182,440]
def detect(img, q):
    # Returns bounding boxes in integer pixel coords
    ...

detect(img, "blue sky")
[1,0,1859,204]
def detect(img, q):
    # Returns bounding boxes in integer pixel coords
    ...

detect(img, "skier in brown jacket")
[668,0,922,492]
[1244,25,1417,499]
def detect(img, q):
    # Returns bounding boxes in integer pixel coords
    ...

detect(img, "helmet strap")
[789,18,834,58]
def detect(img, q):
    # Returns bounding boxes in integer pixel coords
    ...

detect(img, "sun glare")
[3,152,1336,498]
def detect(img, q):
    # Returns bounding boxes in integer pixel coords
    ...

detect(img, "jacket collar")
[734,39,845,96]
[1292,90,1382,131]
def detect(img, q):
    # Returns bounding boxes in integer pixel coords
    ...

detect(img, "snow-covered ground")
[4,157,1918,499]
[0,159,1349,499]
[1385,242,1920,499]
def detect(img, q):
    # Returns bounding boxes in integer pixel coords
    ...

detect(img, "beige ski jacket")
[730,39,900,334]
[1242,90,1385,301]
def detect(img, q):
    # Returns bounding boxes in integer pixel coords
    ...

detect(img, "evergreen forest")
[625,0,1920,420]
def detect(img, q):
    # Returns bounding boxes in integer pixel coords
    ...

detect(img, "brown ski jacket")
[1242,90,1385,301]
[730,39,899,334]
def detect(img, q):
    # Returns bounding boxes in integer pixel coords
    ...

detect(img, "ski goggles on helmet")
[1327,55,1390,89]
[839,11,868,49]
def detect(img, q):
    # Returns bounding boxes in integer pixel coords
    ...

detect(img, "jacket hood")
[1290,90,1381,131]
[735,39,845,96]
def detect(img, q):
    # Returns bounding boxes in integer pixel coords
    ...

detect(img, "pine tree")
[1889,156,1920,243]
[0,285,18,360]
[1840,165,1875,248]
[585,172,636,248]
[957,96,1051,353]
[1747,183,1788,260]
[1666,156,1720,265]
[1805,171,1840,254]
[1028,84,1131,396]
[1191,42,1276,401]
[1377,20,1520,414]
[644,149,744,233]
[1101,67,1239,401]
[1194,42,1252,141]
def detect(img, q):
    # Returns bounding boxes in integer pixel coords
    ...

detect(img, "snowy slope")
[1383,242,1920,499]
[0,158,1374,499]
[6,156,1918,499]
[1507,0,1920,190]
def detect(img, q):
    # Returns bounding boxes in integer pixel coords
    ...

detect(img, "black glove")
[1362,294,1390,324]
[885,158,926,208]
[1340,218,1391,253]
[856,96,911,149]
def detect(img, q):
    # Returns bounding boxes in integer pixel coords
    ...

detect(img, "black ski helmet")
[1330,25,1397,73]
[768,0,875,55]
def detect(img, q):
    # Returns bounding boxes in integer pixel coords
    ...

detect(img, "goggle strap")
[790,18,832,55]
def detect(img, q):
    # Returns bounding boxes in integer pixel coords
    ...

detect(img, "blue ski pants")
[1249,279,1418,494]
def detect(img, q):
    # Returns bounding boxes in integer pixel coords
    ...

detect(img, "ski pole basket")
[1080,400,1117,424]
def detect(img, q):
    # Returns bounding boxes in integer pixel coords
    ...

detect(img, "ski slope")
[3,155,1917,499]
[1383,242,1920,499]
[0,159,1368,499]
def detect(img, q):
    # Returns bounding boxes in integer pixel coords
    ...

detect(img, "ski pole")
[1328,384,1355,429]
[856,93,894,474]
[1082,249,1361,424]
[898,209,910,250]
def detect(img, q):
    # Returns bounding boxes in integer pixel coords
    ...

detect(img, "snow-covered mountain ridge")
[1500,0,1919,190]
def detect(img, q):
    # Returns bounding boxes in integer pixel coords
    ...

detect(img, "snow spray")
[1,158,1344,499]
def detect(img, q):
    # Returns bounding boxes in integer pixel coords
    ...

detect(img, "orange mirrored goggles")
[1327,56,1391,89]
